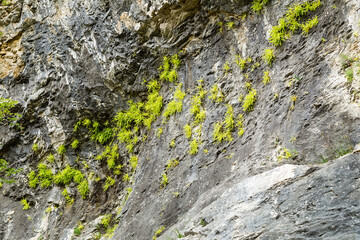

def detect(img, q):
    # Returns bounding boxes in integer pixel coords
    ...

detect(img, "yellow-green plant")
[122,173,130,182]
[189,139,199,155]
[212,105,235,143]
[184,124,192,139]
[71,139,80,149]
[28,171,38,188]
[159,54,181,82]
[62,189,74,205]
[129,155,138,171]
[156,128,163,138]
[77,180,89,199]
[269,0,321,46]
[236,114,245,136]
[21,199,30,210]
[153,226,165,240]
[262,48,275,66]
[101,214,112,228]
[169,139,175,148]
[103,176,115,191]
[46,154,55,163]
[32,143,39,152]
[223,61,230,75]
[163,84,186,120]
[37,163,53,188]
[57,145,66,156]
[262,70,270,85]
[301,16,319,35]
[0,97,22,128]
[209,84,224,103]
[166,159,179,171]
[251,0,269,13]
[242,89,257,112]
[161,173,168,188]
[190,80,207,124]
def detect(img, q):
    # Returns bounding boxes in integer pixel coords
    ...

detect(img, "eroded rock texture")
[0,0,360,239]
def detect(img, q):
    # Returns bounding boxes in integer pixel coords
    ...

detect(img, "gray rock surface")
[0,0,360,239]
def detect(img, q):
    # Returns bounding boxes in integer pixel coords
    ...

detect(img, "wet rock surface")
[0,0,360,239]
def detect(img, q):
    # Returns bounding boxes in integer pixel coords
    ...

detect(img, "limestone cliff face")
[0,0,360,239]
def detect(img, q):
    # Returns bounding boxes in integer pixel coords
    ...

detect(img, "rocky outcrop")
[0,0,360,239]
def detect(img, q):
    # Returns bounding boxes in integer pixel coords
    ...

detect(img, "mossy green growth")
[189,139,199,155]
[28,171,38,188]
[251,0,269,14]
[46,154,55,163]
[166,159,179,171]
[269,0,321,46]
[262,70,270,85]
[190,80,207,125]
[161,173,168,188]
[71,139,80,149]
[0,158,21,186]
[153,226,165,240]
[301,16,319,35]
[159,54,181,82]
[21,199,30,210]
[101,214,112,228]
[212,104,234,143]
[163,84,185,120]
[242,89,257,112]
[62,188,74,205]
[77,180,89,199]
[129,155,138,171]
[37,163,53,188]
[103,176,115,191]
[0,97,22,128]
[262,48,275,66]
[235,55,252,71]
[32,143,39,152]
[57,145,66,156]
[236,114,245,137]
[184,124,192,139]
[209,84,224,103]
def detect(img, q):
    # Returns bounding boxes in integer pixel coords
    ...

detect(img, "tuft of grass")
[57,145,66,156]
[209,84,224,103]
[262,48,275,66]
[188,139,199,155]
[262,70,270,85]
[242,89,257,112]
[161,173,169,188]
[21,199,30,210]
[251,0,270,13]
[184,124,192,139]
[71,139,79,149]
[153,226,165,240]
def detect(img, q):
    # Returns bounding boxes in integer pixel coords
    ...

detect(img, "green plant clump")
[62,189,74,205]
[209,84,224,103]
[103,176,115,191]
[251,0,269,14]
[163,84,186,120]
[262,48,275,66]
[21,199,30,210]
[269,0,322,46]
[242,89,257,112]
[189,139,199,155]
[262,70,270,85]
[190,80,207,125]
[153,226,165,240]
[0,97,22,128]
[0,159,21,186]
[212,105,235,143]
[159,54,181,82]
